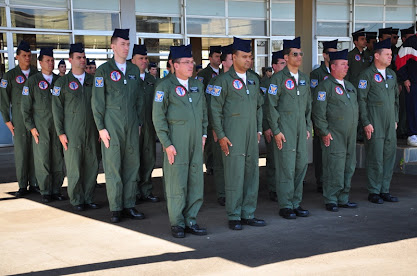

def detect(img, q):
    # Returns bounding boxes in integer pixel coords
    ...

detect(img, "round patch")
[374,73,383,83]
[69,81,79,90]
[175,86,186,97]
[110,71,121,82]
[323,75,329,80]
[15,75,25,84]
[355,54,361,61]
[285,79,295,90]
[232,79,243,90]
[38,81,48,90]
[335,86,344,95]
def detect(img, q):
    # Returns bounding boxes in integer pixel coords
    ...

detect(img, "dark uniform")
[346,47,372,86]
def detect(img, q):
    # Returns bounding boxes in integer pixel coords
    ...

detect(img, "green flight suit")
[267,66,312,210]
[0,66,38,189]
[152,73,207,228]
[138,72,157,198]
[52,72,99,206]
[21,72,64,196]
[310,62,331,187]
[312,76,358,205]
[357,64,399,194]
[346,47,372,86]
[211,66,263,221]
[260,76,275,193]
[91,58,143,212]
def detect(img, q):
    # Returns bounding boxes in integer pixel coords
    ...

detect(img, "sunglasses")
[290,52,304,57]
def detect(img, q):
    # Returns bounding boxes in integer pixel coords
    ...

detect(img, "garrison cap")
[209,45,222,55]
[221,44,233,55]
[323,39,338,50]
[272,50,284,61]
[366,32,377,41]
[352,28,366,40]
[329,49,348,61]
[265,67,272,72]
[58,59,66,66]
[149,62,157,68]
[283,37,301,49]
[89,59,96,66]
[232,37,251,53]
[69,43,84,54]
[391,28,399,35]
[133,44,147,56]
[196,64,202,70]
[112,28,129,40]
[378,27,392,37]
[401,26,415,37]
[17,40,31,52]
[40,47,53,58]
[374,38,391,50]
[170,44,193,59]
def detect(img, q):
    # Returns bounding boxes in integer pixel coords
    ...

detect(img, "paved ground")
[1,145,417,275]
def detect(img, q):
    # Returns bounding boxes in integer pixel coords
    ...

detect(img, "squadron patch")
[110,71,121,82]
[323,75,329,80]
[310,79,318,88]
[260,87,267,94]
[175,86,186,97]
[0,79,7,88]
[22,86,29,96]
[69,81,79,90]
[212,73,217,78]
[355,54,361,61]
[95,77,104,87]
[15,76,25,84]
[212,86,222,96]
[206,84,213,95]
[154,91,164,102]
[52,86,61,96]
[233,79,243,90]
[197,76,204,83]
[335,86,344,95]
[358,80,367,89]
[268,84,278,95]
[369,56,374,62]
[285,79,295,90]
[374,73,382,83]
[317,91,326,101]
[38,81,48,90]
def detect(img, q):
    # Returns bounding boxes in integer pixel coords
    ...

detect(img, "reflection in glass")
[9,0,67,8]
[272,21,295,36]
[73,12,119,31]
[135,0,180,15]
[144,38,182,54]
[0,7,6,26]
[187,18,225,35]
[317,22,349,36]
[74,35,111,49]
[73,0,119,11]
[229,19,266,36]
[136,16,181,34]
[11,8,69,29]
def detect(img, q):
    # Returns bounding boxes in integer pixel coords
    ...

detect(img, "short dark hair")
[38,55,44,61]
[374,48,384,55]
[111,36,118,44]
[221,52,231,62]
[323,48,330,55]
[172,58,181,64]
[282,48,291,56]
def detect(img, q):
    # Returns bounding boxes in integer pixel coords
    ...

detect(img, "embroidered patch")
[197,76,204,83]
[154,91,164,102]
[285,79,295,90]
[310,79,318,88]
[358,80,367,89]
[387,75,393,80]
[260,87,267,94]
[0,79,7,88]
[128,74,136,80]
[233,79,243,90]
[110,71,121,82]
[212,86,222,96]
[369,56,374,62]
[190,86,198,93]
[175,86,186,97]
[22,86,29,95]
[15,75,25,84]
[335,86,344,95]
[355,54,361,61]
[52,86,61,96]
[299,80,306,86]
[95,77,104,87]
[323,75,329,80]
[38,81,48,90]
[247,79,255,85]
[374,73,383,83]
[206,84,213,95]
[212,73,217,78]
[268,84,278,95]
[69,81,79,90]
[317,91,326,101]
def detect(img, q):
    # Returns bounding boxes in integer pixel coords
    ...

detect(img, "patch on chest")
[128,74,136,80]
[110,71,121,82]
[38,81,48,90]
[69,81,79,90]
[52,86,61,96]
[358,80,367,89]
[232,79,243,90]
[285,79,295,90]
[15,75,25,84]
[355,54,361,61]
[212,86,222,96]
[387,74,393,80]
[22,86,29,96]
[299,79,306,86]
[175,86,186,97]
[335,86,344,95]
[374,73,383,83]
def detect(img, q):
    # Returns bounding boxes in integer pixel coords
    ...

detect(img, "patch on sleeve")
[206,84,213,95]
[52,86,61,96]
[358,80,367,89]
[317,91,326,101]
[268,84,278,95]
[212,86,222,96]
[260,87,267,94]
[197,76,204,83]
[0,79,8,88]
[95,77,104,87]
[154,91,164,102]
[22,86,29,96]
[310,79,318,88]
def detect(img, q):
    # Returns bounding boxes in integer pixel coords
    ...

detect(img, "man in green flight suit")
[312,49,359,212]
[310,39,338,193]
[260,50,286,202]
[21,47,65,203]
[357,38,400,204]
[266,37,312,220]
[52,43,100,211]
[211,37,266,230]
[0,40,39,197]
[347,29,372,86]
[197,45,222,175]
[153,44,208,238]
[92,29,145,223]
[131,44,160,203]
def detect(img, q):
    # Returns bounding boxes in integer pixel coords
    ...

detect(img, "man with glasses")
[260,50,286,202]
[153,45,208,238]
[267,37,312,220]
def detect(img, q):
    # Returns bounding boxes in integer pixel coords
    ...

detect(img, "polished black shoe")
[171,226,185,238]
[185,224,207,236]
[206,168,214,175]
[325,203,339,212]
[73,204,85,211]
[142,194,160,203]
[111,211,121,223]
[85,203,101,209]
[42,195,53,203]
[279,208,296,219]
[28,185,41,194]
[241,218,266,227]
[269,191,278,202]
[368,193,384,204]
[294,206,310,217]
[217,197,226,206]
[380,193,399,202]
[15,188,29,198]
[338,202,358,208]
[122,208,145,220]
[95,183,103,188]
[51,194,67,201]
[228,220,242,230]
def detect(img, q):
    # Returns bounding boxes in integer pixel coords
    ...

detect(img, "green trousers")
[138,121,156,198]
[212,139,225,198]
[264,136,276,193]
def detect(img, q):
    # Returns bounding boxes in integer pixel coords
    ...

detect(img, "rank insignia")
[323,76,329,80]
[197,76,204,83]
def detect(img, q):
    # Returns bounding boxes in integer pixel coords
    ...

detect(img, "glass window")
[317,40,350,55]
[74,35,112,50]
[187,0,225,16]
[143,38,182,54]
[317,4,349,21]
[317,22,349,36]
[271,21,295,36]
[10,8,69,29]
[317,0,349,3]
[135,0,180,15]
[386,0,414,4]
[201,37,233,49]
[355,6,384,21]
[0,32,7,76]
[136,16,181,34]
[9,0,67,8]
[271,2,295,20]
[355,0,383,4]
[385,7,414,22]
[228,0,266,18]
[272,40,284,52]
[13,33,70,50]
[187,18,226,35]
[73,12,119,31]
[355,23,383,33]
[73,0,119,11]
[229,19,266,36]
[0,7,5,26]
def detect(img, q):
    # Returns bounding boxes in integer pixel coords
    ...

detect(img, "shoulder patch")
[95,77,104,87]
[154,91,164,102]
[358,80,367,89]
[22,86,29,96]
[197,76,204,83]
[310,79,318,88]
[317,91,326,101]
[0,79,8,88]
[206,84,213,95]
[52,86,61,96]
[268,84,278,95]
[260,87,267,94]
[212,85,222,97]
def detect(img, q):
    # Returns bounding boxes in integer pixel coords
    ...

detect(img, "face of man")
[16,51,31,70]
[266,71,272,78]
[149,67,157,77]
[367,39,376,51]
[375,48,392,68]
[58,64,66,75]
[131,54,148,72]
[39,55,54,74]
[233,50,252,72]
[222,53,233,72]
[381,34,391,41]
[284,48,303,68]
[111,37,130,60]
[331,59,349,80]
[323,48,337,64]
[272,58,286,73]
[90,64,96,75]
[354,36,367,49]
[391,34,399,46]
[209,52,221,68]
[174,57,194,79]
[69,52,86,71]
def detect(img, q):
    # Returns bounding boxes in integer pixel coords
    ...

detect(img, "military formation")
[1,25,413,238]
